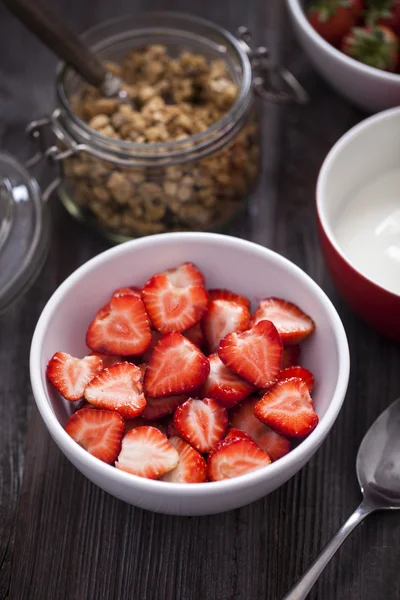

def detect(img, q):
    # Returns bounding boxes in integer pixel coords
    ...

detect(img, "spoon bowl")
[284,397,400,599]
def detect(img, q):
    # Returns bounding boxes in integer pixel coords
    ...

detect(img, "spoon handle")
[2,0,107,88]
[282,501,374,600]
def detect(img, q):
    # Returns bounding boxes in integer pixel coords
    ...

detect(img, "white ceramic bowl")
[286,0,400,113]
[30,232,349,516]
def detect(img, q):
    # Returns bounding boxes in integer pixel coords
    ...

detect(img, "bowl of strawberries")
[30,232,349,515]
[286,0,400,112]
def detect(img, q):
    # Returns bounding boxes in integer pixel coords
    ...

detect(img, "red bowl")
[317,108,400,342]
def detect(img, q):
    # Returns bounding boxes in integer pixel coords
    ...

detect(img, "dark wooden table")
[1,0,400,598]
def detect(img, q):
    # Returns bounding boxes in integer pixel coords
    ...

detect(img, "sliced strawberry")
[65,408,125,464]
[252,298,315,346]
[225,428,254,442]
[166,418,181,438]
[115,426,179,479]
[161,436,208,483]
[112,286,142,298]
[84,362,146,419]
[201,353,255,408]
[162,262,205,288]
[230,396,291,461]
[86,295,152,356]
[278,366,315,392]
[202,299,251,354]
[208,288,250,310]
[141,395,187,420]
[144,333,209,398]
[218,320,283,388]
[208,437,271,481]
[142,275,208,334]
[183,322,205,348]
[46,352,104,401]
[141,330,163,363]
[282,345,301,369]
[89,352,122,368]
[174,397,228,453]
[254,378,319,438]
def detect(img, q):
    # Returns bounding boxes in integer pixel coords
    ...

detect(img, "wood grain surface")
[1,0,399,599]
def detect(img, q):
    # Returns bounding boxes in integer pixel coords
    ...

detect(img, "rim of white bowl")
[30,232,350,497]
[317,106,400,300]
[287,0,400,82]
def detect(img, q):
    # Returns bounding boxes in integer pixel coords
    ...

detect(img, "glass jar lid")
[0,152,51,314]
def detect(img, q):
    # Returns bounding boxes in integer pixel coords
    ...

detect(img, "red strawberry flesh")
[208,437,271,481]
[115,426,179,479]
[65,408,125,464]
[218,320,283,388]
[254,378,319,438]
[144,333,210,398]
[202,299,250,354]
[230,395,291,461]
[142,275,208,334]
[278,366,315,392]
[86,295,152,356]
[252,297,315,346]
[161,436,207,483]
[84,362,146,419]
[208,289,250,310]
[46,352,104,401]
[174,397,228,453]
[201,353,255,408]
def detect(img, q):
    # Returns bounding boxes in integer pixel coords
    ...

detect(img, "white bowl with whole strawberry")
[287,0,400,112]
[30,232,349,515]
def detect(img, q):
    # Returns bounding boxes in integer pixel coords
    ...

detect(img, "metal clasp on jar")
[237,26,309,105]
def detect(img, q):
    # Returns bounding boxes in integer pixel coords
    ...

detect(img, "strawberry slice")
[225,428,254,442]
[161,436,208,483]
[112,286,141,298]
[254,378,319,438]
[89,352,122,368]
[174,397,228,453]
[282,345,301,369]
[202,299,251,354]
[252,298,315,346]
[278,366,315,392]
[208,437,271,481]
[208,289,250,310]
[115,426,179,479]
[86,295,152,356]
[201,353,255,408]
[142,275,208,334]
[65,408,125,464]
[218,320,283,388]
[162,262,205,288]
[84,362,146,419]
[230,396,291,461]
[144,333,210,398]
[141,395,187,420]
[137,362,147,381]
[46,352,104,401]
[183,322,205,348]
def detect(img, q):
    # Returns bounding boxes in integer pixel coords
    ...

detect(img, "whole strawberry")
[366,0,400,36]
[341,25,399,70]
[307,0,365,45]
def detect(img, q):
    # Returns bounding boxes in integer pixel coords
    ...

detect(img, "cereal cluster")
[64,45,260,237]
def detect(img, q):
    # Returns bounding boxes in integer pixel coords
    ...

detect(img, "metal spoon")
[283,397,400,600]
[1,0,124,98]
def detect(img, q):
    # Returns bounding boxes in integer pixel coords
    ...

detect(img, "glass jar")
[26,13,307,243]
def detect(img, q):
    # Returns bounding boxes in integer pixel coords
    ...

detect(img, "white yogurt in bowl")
[333,169,400,296]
